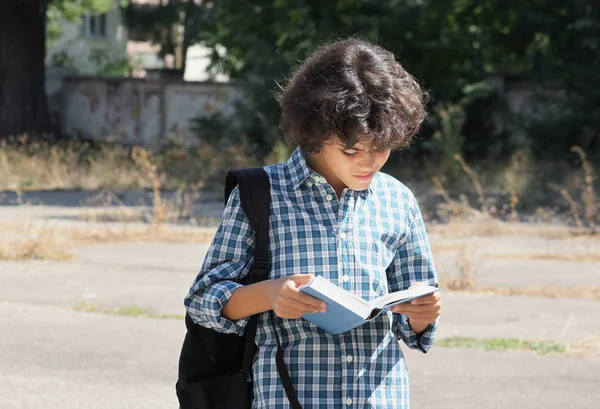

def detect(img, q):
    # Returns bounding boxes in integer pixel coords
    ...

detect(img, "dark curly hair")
[276,38,427,153]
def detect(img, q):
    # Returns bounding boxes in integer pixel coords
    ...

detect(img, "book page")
[369,286,439,311]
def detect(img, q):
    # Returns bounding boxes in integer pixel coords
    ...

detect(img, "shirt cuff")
[398,314,438,353]
[191,280,251,335]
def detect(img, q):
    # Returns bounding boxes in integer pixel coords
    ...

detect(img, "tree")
[192,0,600,161]
[0,0,114,139]
[123,0,203,75]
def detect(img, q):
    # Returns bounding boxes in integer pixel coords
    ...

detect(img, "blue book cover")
[300,275,439,335]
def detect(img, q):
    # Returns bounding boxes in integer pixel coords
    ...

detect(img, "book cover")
[300,275,439,335]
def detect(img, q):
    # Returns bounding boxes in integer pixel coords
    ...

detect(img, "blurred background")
[0,1,598,408]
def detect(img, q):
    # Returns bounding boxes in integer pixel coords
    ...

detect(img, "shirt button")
[342,274,350,282]
[339,232,347,239]
[346,355,353,363]
[325,194,333,201]
[306,181,313,187]
[346,398,352,405]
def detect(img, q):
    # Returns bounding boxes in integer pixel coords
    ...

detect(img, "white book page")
[368,285,438,311]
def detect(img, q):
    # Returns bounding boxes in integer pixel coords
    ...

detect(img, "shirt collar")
[286,147,317,190]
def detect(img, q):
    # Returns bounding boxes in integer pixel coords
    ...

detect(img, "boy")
[184,37,441,409]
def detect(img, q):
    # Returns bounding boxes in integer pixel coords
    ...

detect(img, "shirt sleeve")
[184,187,255,335]
[387,193,439,353]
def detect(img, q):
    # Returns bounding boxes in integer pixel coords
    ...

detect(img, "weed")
[571,146,598,232]
[437,336,566,354]
[73,302,184,320]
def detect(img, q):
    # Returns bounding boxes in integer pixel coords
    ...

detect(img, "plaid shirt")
[185,147,438,409]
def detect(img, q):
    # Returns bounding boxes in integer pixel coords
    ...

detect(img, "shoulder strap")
[225,169,302,409]
[225,169,270,281]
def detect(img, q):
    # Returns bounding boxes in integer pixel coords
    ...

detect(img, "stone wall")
[50,76,240,147]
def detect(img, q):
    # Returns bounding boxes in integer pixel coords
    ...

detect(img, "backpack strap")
[225,169,302,409]
[225,169,270,281]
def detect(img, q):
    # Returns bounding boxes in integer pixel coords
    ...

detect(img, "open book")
[300,275,439,335]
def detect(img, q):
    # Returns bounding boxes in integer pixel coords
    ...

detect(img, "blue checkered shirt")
[185,147,439,409]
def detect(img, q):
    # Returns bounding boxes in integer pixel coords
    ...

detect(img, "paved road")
[2,201,600,409]
[2,301,598,409]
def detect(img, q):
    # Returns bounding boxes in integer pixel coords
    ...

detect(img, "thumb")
[291,274,315,287]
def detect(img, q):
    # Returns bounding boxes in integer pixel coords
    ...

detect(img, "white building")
[46,9,128,75]
[46,3,227,82]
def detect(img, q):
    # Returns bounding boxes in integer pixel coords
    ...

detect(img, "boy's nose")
[358,155,376,170]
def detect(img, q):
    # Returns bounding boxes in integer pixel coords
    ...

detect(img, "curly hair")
[276,38,427,153]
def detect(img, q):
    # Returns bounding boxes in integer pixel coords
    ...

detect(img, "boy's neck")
[305,153,346,199]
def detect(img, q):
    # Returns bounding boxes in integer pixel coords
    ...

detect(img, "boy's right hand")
[268,274,327,319]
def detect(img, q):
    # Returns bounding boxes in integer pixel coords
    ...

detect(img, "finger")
[405,313,439,323]
[282,283,326,309]
[278,295,324,313]
[403,306,442,320]
[394,301,441,314]
[276,303,318,319]
[406,309,440,318]
[288,290,327,310]
[407,318,437,326]
[273,303,308,319]
[410,292,440,305]
[290,274,315,287]
[394,303,433,313]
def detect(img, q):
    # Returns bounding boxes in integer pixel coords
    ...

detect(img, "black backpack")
[175,168,302,409]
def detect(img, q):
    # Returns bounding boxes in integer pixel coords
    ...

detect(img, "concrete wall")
[55,77,240,147]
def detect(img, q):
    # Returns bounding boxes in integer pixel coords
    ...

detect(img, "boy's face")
[308,139,391,194]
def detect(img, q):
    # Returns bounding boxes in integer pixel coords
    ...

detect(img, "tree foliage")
[123,0,203,70]
[47,0,116,43]
[190,0,599,161]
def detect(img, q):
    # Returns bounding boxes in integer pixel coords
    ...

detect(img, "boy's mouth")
[354,172,374,181]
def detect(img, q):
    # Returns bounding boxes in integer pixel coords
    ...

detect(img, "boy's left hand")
[390,283,442,325]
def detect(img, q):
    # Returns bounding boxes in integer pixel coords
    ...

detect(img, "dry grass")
[0,220,75,261]
[491,251,600,263]
[428,219,588,239]
[0,135,146,191]
[571,146,598,233]
[433,237,600,299]
[476,285,600,301]
[560,188,585,230]
[430,242,484,253]
[565,335,600,357]
[0,238,74,261]
[438,244,480,291]
[73,302,184,320]
[0,142,218,262]
[431,146,598,236]
[454,154,487,212]
[0,134,255,192]
[0,220,215,262]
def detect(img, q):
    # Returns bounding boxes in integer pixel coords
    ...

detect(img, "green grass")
[73,302,184,320]
[437,336,566,355]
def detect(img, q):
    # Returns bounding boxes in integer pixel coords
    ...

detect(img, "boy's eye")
[342,150,359,157]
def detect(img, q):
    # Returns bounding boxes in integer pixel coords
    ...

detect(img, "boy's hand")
[391,282,442,327]
[268,274,327,319]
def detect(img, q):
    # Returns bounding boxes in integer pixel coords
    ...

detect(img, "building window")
[82,13,108,38]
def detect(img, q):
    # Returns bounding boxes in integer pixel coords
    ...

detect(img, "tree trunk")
[179,0,196,76]
[0,0,53,139]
